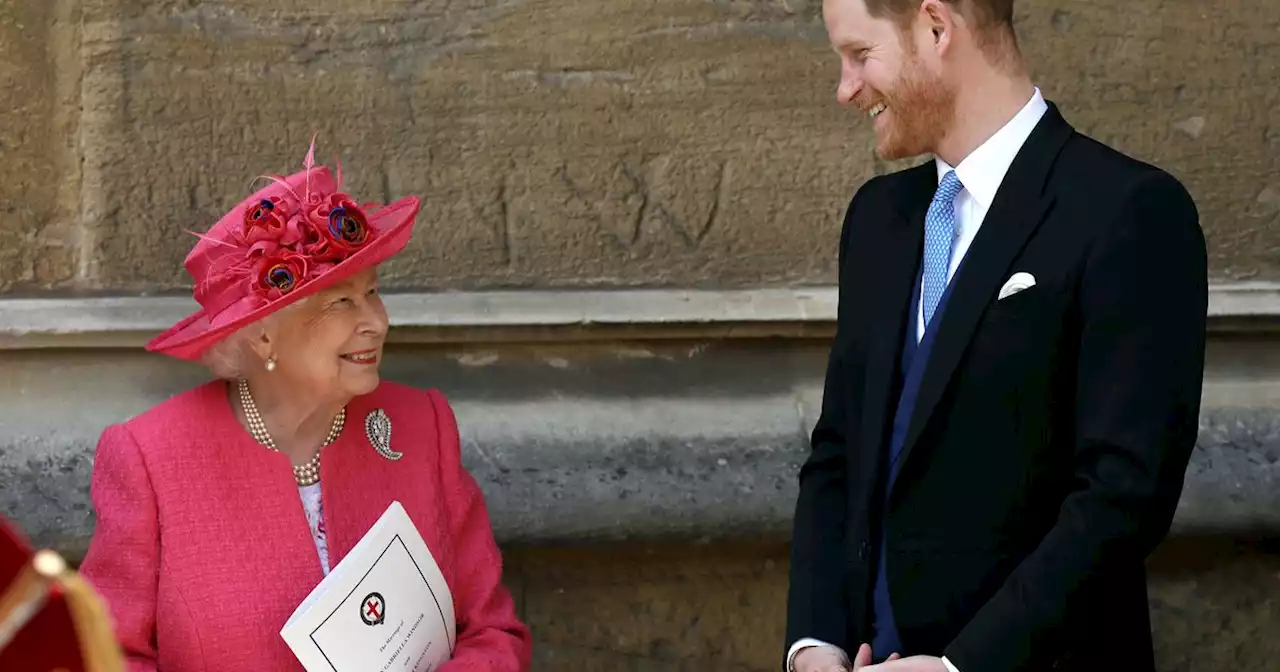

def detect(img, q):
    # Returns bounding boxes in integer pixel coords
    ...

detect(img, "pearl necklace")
[237,379,345,486]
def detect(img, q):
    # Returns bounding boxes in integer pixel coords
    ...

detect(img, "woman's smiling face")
[266,267,389,401]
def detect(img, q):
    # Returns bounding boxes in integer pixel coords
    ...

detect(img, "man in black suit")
[784,1,1207,671]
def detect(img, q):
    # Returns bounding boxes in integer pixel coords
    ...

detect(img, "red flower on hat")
[211,144,381,307]
[252,249,311,301]
[232,189,374,302]
[305,194,375,261]
[242,197,291,245]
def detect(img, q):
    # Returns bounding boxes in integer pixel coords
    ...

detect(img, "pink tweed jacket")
[79,381,532,672]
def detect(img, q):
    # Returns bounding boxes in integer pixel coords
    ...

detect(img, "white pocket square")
[998,272,1036,300]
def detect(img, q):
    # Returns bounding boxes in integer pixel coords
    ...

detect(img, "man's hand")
[794,644,900,672]
[860,655,948,672]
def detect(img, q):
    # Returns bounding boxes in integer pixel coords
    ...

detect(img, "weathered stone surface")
[506,539,1280,670]
[0,0,80,292]
[530,646,725,671]
[2,340,1278,557]
[1176,408,1280,535]
[71,0,852,291]
[516,542,791,669]
[3,0,1263,293]
[1147,537,1280,672]
[1014,1,1280,282]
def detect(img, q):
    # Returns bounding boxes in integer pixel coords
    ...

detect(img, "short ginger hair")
[867,0,1020,64]
[866,0,1013,28]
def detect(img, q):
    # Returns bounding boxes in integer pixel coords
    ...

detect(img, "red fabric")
[0,518,89,672]
[0,512,33,594]
[79,382,532,671]
[0,589,90,672]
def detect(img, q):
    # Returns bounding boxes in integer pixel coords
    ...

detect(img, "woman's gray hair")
[199,298,308,380]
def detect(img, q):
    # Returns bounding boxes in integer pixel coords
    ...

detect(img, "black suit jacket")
[785,103,1207,671]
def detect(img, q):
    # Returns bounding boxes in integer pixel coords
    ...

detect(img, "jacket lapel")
[321,407,375,567]
[855,165,932,495]
[320,395,406,567]
[890,104,1074,498]
[203,383,326,589]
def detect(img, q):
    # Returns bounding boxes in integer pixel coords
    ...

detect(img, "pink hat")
[146,140,421,361]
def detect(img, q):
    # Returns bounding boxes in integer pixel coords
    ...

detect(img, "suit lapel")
[890,104,1074,498]
[855,165,932,494]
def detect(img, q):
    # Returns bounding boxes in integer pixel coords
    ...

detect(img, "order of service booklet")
[280,501,456,672]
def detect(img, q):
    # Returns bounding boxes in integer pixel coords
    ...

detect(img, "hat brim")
[145,196,421,362]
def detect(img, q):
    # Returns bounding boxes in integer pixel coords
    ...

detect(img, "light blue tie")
[922,170,964,328]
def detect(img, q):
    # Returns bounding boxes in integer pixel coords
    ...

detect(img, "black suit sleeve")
[944,171,1208,670]
[784,182,874,656]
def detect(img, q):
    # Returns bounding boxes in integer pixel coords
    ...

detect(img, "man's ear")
[919,0,957,53]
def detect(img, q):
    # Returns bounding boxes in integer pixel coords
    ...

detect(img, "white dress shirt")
[915,88,1049,342]
[787,88,1048,672]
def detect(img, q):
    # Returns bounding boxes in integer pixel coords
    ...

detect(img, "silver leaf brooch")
[365,409,402,461]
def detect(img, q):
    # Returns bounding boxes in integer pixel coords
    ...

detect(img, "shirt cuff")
[941,655,960,672]
[785,638,849,672]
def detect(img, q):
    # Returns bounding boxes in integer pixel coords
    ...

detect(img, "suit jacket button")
[858,540,870,560]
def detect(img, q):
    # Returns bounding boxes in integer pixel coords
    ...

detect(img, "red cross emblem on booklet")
[360,592,386,626]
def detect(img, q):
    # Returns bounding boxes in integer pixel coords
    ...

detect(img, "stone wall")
[511,538,1280,671]
[2,0,1278,294]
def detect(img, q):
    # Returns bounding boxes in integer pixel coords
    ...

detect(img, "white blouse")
[297,483,331,575]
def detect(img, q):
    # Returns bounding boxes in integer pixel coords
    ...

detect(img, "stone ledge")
[0,288,837,348]
[2,335,1276,558]
[471,405,1280,543]
[2,282,1279,349]
[4,390,1276,557]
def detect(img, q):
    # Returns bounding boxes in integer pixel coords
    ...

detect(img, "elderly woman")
[79,142,532,671]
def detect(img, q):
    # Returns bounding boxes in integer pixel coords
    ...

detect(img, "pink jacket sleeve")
[78,424,161,672]
[430,390,533,672]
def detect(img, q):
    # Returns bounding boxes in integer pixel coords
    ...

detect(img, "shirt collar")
[935,87,1049,209]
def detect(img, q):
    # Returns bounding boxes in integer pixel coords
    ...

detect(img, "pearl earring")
[265,356,277,372]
